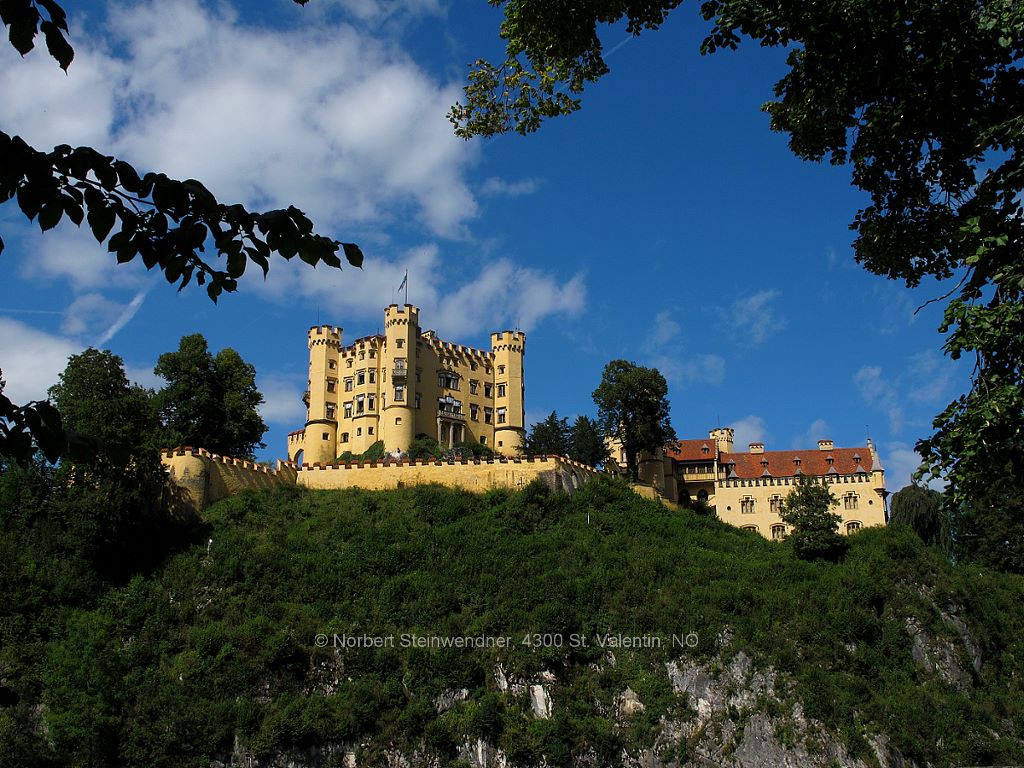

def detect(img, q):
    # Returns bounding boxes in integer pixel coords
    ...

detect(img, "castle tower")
[304,325,342,465]
[709,427,734,454]
[490,330,526,455]
[382,304,419,452]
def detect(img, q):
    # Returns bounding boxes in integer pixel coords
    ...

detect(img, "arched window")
[771,524,786,541]
[846,521,862,534]
[697,489,709,503]
[741,525,758,533]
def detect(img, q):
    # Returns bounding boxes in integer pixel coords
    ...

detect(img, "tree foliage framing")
[0,0,360,466]
[453,0,1024,540]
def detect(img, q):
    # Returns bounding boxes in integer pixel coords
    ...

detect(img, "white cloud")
[643,310,725,386]
[882,441,944,492]
[258,374,307,426]
[1,0,480,240]
[793,418,830,449]
[480,177,541,198]
[21,226,144,290]
[62,293,127,338]
[729,289,787,345]
[730,415,769,452]
[854,365,904,433]
[0,318,82,402]
[245,243,585,338]
[905,350,955,405]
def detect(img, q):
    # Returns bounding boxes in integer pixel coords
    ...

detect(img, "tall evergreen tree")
[568,415,609,467]
[524,411,570,456]
[592,360,674,481]
[780,478,845,562]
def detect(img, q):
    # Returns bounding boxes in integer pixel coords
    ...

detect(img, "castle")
[287,304,526,466]
[617,428,888,537]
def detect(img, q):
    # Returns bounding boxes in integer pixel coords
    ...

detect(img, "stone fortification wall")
[297,455,597,495]
[161,447,297,511]
[162,447,599,511]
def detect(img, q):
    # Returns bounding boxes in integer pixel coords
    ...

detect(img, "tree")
[48,349,177,578]
[889,484,951,556]
[0,0,362,466]
[524,411,570,456]
[153,334,267,459]
[454,0,1024,554]
[779,477,845,562]
[592,360,674,481]
[567,415,609,467]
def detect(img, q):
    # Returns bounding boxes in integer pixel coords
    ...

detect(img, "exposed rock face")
[529,683,552,718]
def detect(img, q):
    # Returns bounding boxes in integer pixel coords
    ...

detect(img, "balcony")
[392,364,408,381]
[437,406,466,422]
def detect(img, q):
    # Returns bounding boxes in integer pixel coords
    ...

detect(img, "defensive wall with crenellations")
[161,447,599,512]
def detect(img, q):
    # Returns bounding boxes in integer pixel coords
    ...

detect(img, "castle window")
[470,403,479,420]
[396,339,404,348]
[322,432,330,441]
[471,362,477,371]
[497,383,507,398]
[368,427,374,435]
[844,493,859,510]
[498,441,503,447]
[438,371,460,390]
[697,489,709,503]
[741,497,755,514]
[359,351,365,360]
[771,524,786,541]
[414,393,421,409]
[341,432,349,443]
[497,407,507,424]
[326,403,336,419]
[344,401,353,418]
[356,395,365,414]
[357,370,365,385]
[344,378,353,392]
[369,370,376,384]
[356,427,361,436]
[329,360,336,370]
[416,369,421,383]
[394,385,405,401]
[367,395,376,411]
[346,359,353,368]
[480,435,487,445]
[770,495,783,514]
[484,383,493,398]
[395,417,402,425]
[498,365,505,374]
[484,407,493,424]
[741,525,758,533]
[846,521,862,534]
[470,379,479,395]
[327,379,336,393]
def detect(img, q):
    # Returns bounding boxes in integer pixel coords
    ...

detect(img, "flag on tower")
[397,270,408,293]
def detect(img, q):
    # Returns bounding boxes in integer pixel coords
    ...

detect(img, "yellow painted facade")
[615,427,888,538]
[287,305,526,465]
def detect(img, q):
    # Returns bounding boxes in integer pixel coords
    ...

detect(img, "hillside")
[2,475,1023,767]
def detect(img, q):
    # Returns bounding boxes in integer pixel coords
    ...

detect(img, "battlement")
[160,446,297,511]
[491,330,526,353]
[308,325,342,349]
[385,303,420,328]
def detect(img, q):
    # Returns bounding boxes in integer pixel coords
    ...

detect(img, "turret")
[304,325,342,465]
[490,330,526,455]
[710,427,734,454]
[382,304,418,452]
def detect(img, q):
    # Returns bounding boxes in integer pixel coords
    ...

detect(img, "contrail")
[95,287,149,346]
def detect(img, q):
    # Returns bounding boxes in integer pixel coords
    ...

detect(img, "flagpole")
[404,269,409,305]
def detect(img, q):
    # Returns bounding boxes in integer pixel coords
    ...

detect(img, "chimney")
[749,442,765,454]
[818,440,834,452]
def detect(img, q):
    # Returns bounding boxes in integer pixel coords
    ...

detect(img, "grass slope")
[2,476,1023,766]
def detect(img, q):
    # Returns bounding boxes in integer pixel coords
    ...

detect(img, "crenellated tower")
[304,325,342,465]
[382,304,419,452]
[490,330,526,455]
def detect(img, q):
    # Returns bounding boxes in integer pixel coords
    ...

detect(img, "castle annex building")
[288,305,526,465]
[626,428,888,538]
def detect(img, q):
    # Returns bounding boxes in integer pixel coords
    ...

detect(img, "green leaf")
[227,249,246,278]
[7,8,38,57]
[87,202,116,243]
[37,200,62,231]
[113,159,142,192]
[343,242,364,268]
[40,19,72,70]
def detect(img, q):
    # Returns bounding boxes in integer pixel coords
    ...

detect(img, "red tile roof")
[720,447,871,479]
[666,439,719,462]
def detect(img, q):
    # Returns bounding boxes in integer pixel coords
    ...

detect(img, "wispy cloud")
[730,415,769,451]
[480,177,541,198]
[854,365,904,433]
[643,310,725,386]
[728,289,787,345]
[0,318,82,402]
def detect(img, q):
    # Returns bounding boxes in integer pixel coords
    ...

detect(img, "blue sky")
[0,0,967,489]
